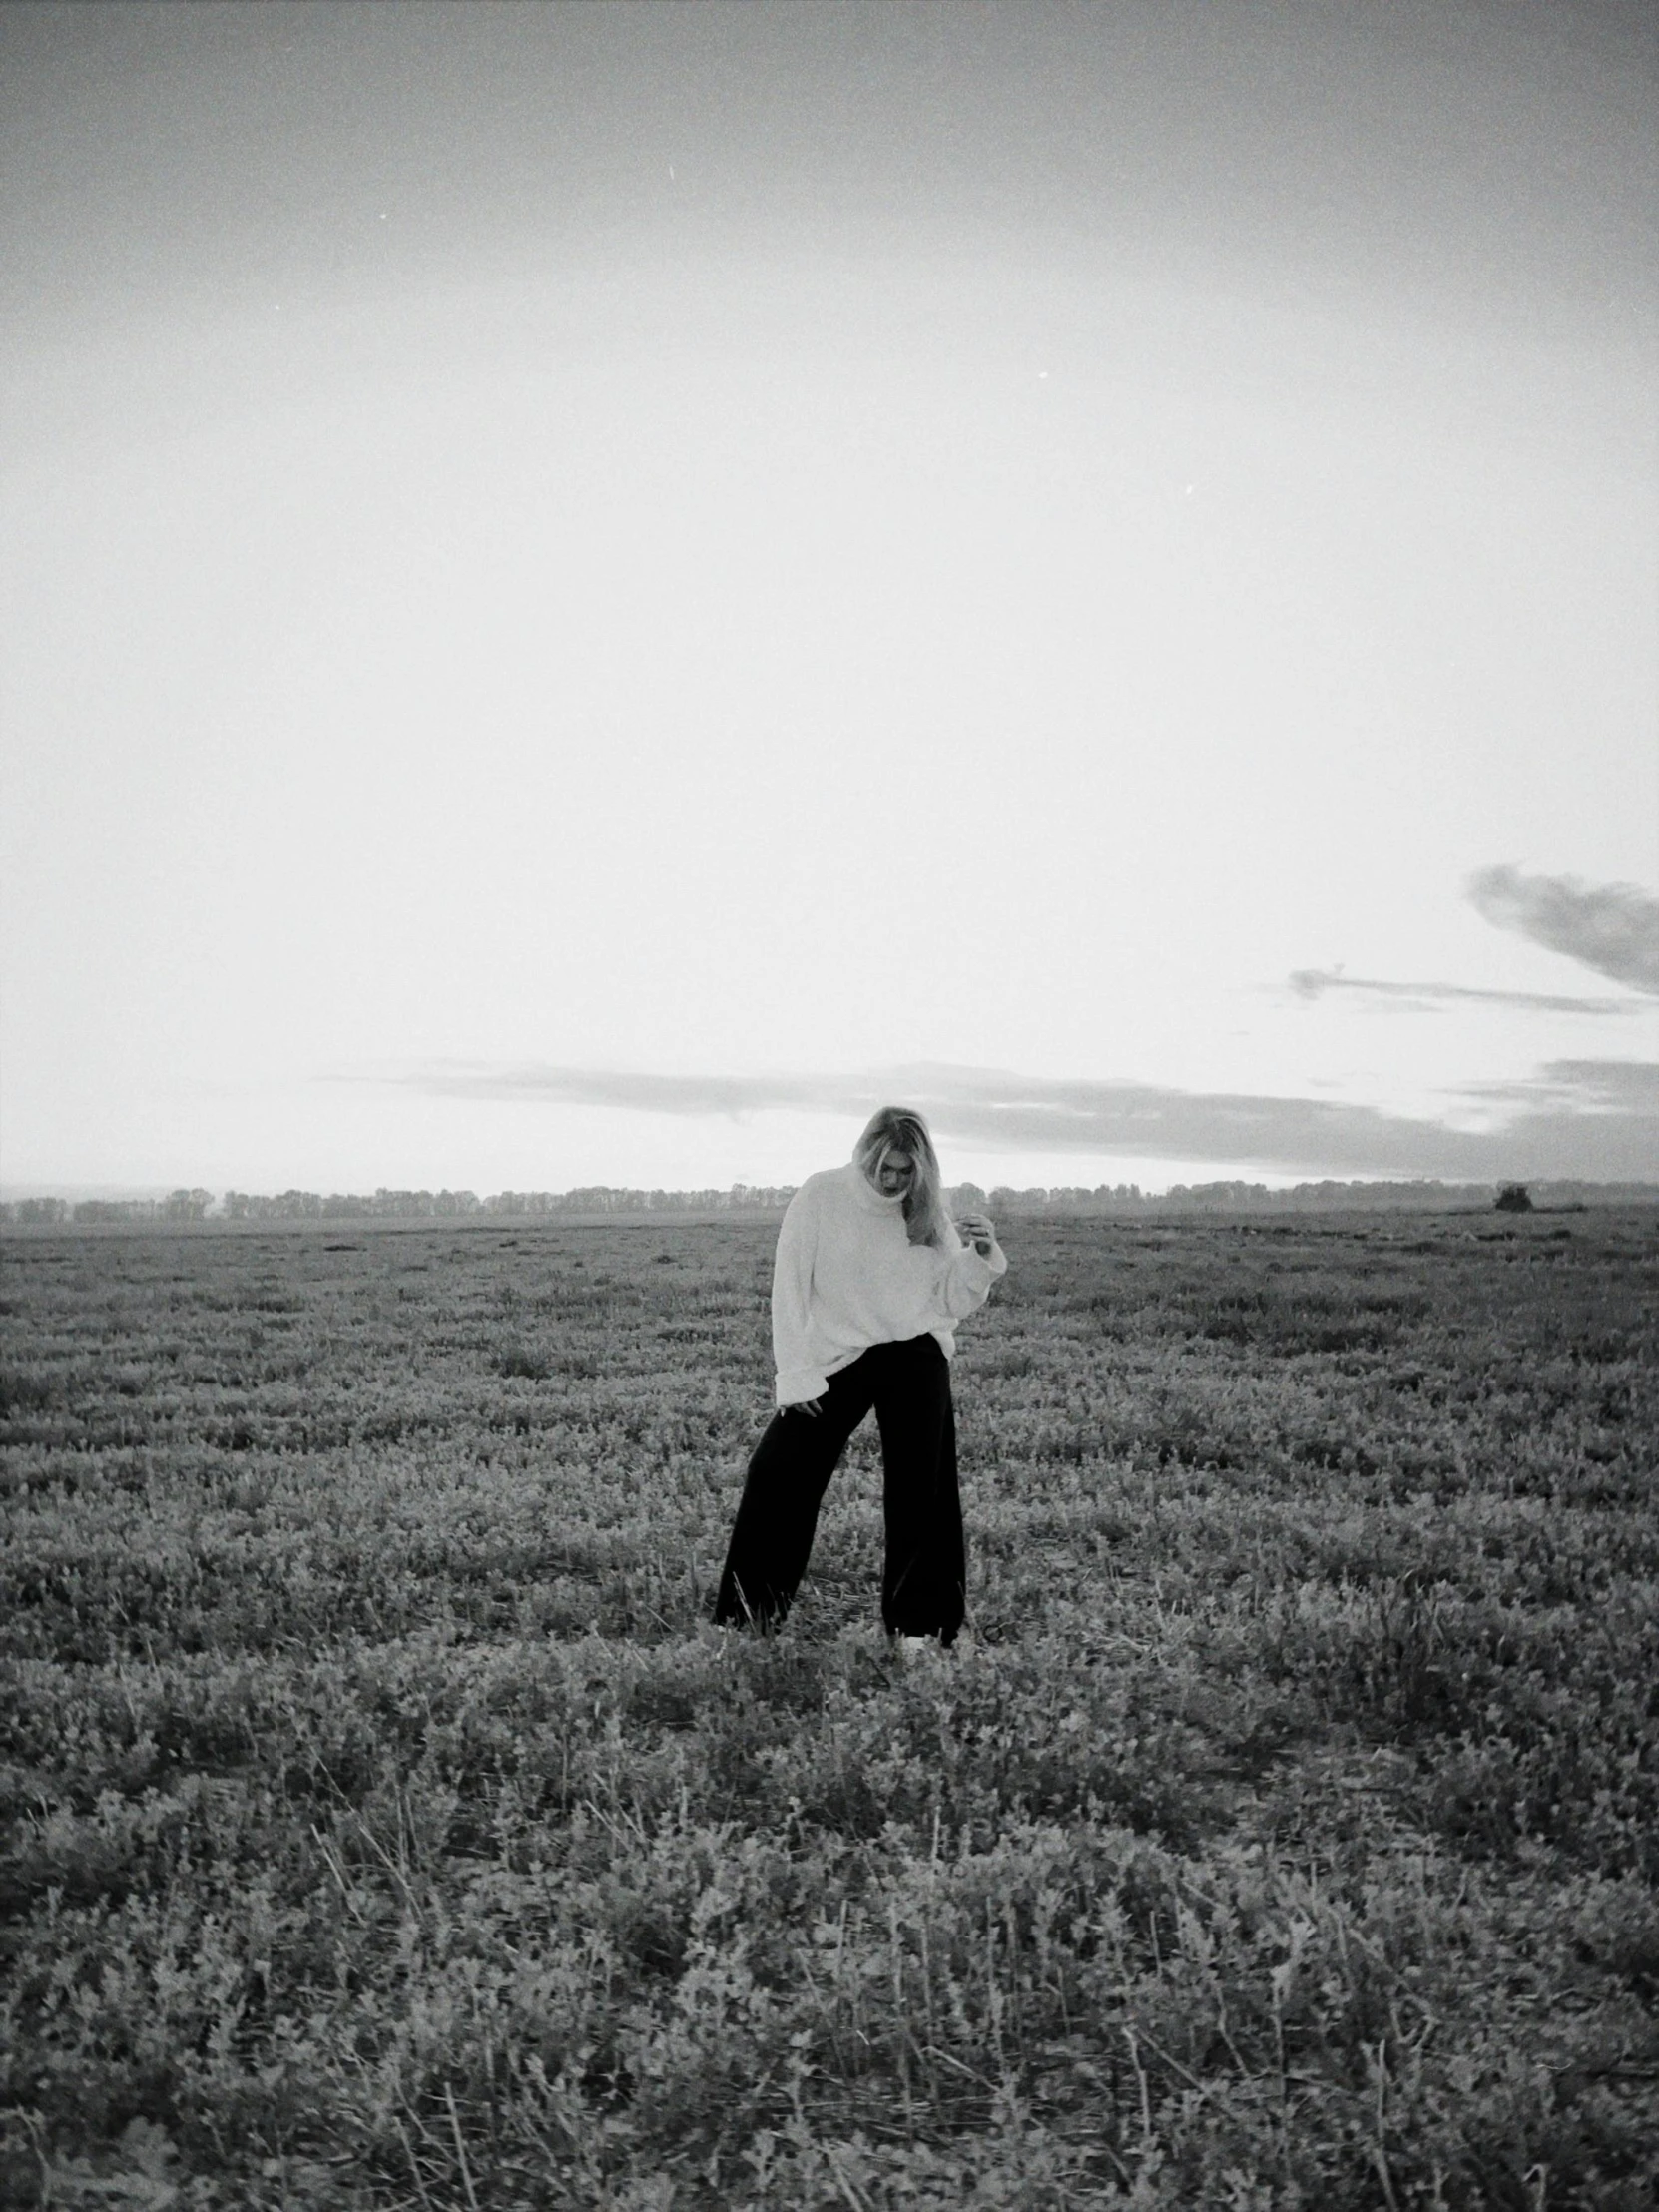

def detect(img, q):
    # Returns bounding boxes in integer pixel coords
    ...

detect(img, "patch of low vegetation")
[1,1213,1656,2207]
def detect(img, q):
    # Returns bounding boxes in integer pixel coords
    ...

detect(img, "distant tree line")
[5,1189,217,1226]
[958,1179,1657,1214]
[0,1185,803,1226]
[5,1177,1656,1229]
[951,1179,1659,1214]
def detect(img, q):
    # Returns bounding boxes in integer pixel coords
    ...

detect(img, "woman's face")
[872,1149,915,1199]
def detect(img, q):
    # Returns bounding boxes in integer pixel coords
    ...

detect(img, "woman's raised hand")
[956,1214,996,1256]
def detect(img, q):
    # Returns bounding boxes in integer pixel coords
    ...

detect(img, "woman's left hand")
[956,1213,996,1256]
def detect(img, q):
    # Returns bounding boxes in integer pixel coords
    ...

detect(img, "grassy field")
[1,1211,1656,2209]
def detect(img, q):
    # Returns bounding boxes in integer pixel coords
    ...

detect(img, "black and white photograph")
[2,1,1656,2203]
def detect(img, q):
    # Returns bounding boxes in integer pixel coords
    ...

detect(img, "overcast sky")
[3,0,1655,1196]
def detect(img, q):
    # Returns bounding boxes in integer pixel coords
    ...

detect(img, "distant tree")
[1495,1183,1533,1213]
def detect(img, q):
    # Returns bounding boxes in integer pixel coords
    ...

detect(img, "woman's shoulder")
[792,1163,891,1221]
[789,1165,851,1209]
[801,1162,861,1192]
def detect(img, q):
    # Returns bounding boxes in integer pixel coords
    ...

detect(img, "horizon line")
[8,1172,1658,1210]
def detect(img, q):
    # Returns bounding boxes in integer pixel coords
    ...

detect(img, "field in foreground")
[1,1212,1656,2210]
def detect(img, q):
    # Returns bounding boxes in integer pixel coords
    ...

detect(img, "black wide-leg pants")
[714,1334,966,1643]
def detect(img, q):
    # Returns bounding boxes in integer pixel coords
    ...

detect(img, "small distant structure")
[1495,1182,1533,1214]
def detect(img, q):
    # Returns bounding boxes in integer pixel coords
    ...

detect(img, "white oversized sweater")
[770,1161,1008,1406]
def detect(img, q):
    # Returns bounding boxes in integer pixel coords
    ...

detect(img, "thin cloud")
[373,1058,1659,1184]
[1454,1059,1659,1114]
[400,1063,872,1119]
[1289,969,1639,1015]
[1467,866,1659,993]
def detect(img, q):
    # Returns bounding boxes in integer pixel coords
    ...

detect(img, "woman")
[714,1106,1005,1647]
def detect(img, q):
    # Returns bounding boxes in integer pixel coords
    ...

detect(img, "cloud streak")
[1467,867,1659,993]
[1288,969,1640,1015]
[374,1058,1659,1184]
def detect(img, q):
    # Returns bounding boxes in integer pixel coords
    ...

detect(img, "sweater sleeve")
[934,1233,1008,1320]
[771,1183,830,1405]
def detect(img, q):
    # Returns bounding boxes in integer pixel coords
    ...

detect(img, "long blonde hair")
[854,1106,952,1250]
